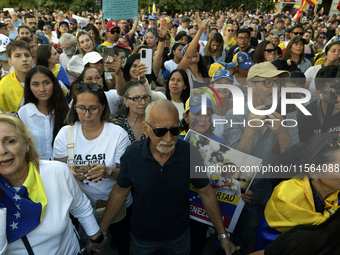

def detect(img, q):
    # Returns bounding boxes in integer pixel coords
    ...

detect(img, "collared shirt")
[12,19,23,29]
[18,103,54,160]
[118,138,209,241]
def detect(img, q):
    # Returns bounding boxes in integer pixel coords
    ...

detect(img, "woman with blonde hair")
[199,32,225,62]
[223,23,237,50]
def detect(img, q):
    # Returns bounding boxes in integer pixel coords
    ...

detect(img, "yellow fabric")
[0,71,23,112]
[209,62,226,77]
[23,161,48,221]
[278,41,286,50]
[51,64,68,97]
[265,177,340,234]
[100,41,113,47]
[223,37,236,50]
[315,57,326,66]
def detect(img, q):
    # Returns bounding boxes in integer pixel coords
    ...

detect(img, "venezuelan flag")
[319,7,324,15]
[51,64,70,99]
[152,3,157,16]
[292,4,299,13]
[0,162,47,243]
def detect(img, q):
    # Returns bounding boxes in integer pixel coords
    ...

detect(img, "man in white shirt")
[177,16,190,35]
[217,18,224,35]
[59,33,78,84]
[3,17,18,41]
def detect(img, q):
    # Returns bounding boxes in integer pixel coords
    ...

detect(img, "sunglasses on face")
[309,137,340,163]
[292,32,304,36]
[227,29,234,32]
[318,36,325,39]
[109,30,121,34]
[146,122,180,137]
[264,49,275,53]
[95,22,102,25]
[76,83,102,92]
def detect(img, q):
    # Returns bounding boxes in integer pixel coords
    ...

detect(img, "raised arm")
[177,13,210,71]
[127,15,140,40]
[152,18,167,75]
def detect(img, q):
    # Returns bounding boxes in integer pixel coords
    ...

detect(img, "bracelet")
[108,168,115,178]
[218,233,230,240]
[158,36,166,42]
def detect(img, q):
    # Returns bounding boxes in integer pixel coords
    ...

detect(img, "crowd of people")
[1,4,340,255]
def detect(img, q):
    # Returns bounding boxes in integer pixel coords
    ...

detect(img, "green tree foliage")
[139,0,203,13]
[202,0,275,13]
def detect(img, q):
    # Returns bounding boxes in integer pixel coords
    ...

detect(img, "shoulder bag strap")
[66,125,75,166]
[22,236,34,255]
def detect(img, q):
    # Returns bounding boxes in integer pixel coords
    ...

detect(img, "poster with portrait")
[185,129,261,232]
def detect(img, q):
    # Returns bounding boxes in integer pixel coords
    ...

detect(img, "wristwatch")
[218,233,230,240]
[90,232,104,243]
[108,168,115,178]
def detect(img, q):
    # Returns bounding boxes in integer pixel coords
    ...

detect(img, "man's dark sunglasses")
[109,30,121,34]
[146,122,180,137]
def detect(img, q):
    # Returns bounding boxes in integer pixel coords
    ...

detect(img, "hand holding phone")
[140,49,152,75]
[75,164,91,173]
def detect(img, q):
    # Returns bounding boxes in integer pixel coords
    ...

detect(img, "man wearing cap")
[270,19,285,36]
[222,62,298,252]
[0,35,13,77]
[226,28,255,63]
[69,18,78,33]
[97,20,132,57]
[149,14,158,28]
[99,99,238,255]
[55,13,65,23]
[23,14,49,44]
[0,23,9,38]
[177,16,190,35]
[3,17,17,41]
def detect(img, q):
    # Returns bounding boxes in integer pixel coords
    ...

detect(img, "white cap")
[83,52,103,66]
[0,35,10,53]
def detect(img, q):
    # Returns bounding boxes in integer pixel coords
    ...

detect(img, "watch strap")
[218,233,230,240]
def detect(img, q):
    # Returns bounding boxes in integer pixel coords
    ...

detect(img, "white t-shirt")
[60,53,77,85]
[164,60,178,73]
[171,100,185,120]
[53,122,132,205]
[2,160,99,255]
[1,66,14,77]
[67,55,84,75]
[18,103,54,160]
[304,64,322,104]
[105,90,124,115]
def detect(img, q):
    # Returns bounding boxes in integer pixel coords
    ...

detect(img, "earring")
[314,178,318,182]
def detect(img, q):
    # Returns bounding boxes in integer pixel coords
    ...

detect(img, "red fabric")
[116,41,132,53]
[337,0,340,11]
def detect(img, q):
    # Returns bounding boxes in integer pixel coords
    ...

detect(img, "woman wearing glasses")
[223,24,237,51]
[254,133,340,252]
[112,81,150,143]
[18,66,69,160]
[53,83,132,254]
[0,114,102,255]
[282,37,312,73]
[253,41,276,64]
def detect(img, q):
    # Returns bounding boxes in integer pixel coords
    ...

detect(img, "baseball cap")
[292,37,307,44]
[182,43,200,58]
[277,19,284,23]
[139,30,146,36]
[182,17,191,23]
[69,18,77,25]
[162,12,167,15]
[185,94,214,114]
[232,52,254,70]
[59,20,69,28]
[83,52,103,66]
[56,13,64,18]
[106,20,120,30]
[149,14,157,20]
[208,61,236,77]
[0,35,10,52]
[212,69,234,83]
[0,23,8,29]
[247,62,290,82]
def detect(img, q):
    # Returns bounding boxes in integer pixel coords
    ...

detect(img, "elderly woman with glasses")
[0,113,103,254]
[53,83,132,254]
[254,133,340,253]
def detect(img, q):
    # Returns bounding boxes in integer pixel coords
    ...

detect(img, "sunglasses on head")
[109,29,120,34]
[1,112,19,118]
[309,137,340,163]
[264,49,275,53]
[76,83,102,92]
[146,122,180,137]
[293,32,304,36]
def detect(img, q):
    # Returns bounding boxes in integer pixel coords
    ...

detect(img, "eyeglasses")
[309,137,340,163]
[292,32,304,36]
[126,95,151,102]
[109,30,121,34]
[252,79,285,88]
[74,106,101,115]
[95,22,102,25]
[2,111,19,118]
[237,36,249,41]
[318,36,325,39]
[264,49,275,53]
[28,22,37,26]
[146,122,180,137]
[76,83,102,92]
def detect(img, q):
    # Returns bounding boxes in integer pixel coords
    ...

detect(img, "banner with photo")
[185,129,261,232]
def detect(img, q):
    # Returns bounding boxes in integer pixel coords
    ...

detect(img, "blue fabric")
[0,175,43,243]
[56,65,70,87]
[37,33,50,45]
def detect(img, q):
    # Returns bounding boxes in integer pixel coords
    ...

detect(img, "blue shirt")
[118,137,209,241]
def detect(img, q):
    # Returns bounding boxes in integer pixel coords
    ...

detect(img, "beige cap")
[247,62,290,82]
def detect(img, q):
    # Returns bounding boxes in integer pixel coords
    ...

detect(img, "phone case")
[103,47,116,72]
[140,49,152,75]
